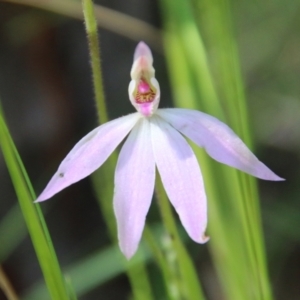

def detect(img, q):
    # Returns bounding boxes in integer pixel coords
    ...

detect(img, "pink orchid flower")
[36,42,283,259]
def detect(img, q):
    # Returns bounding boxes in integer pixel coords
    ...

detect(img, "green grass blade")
[0,102,69,300]
[159,1,274,299]
[191,0,273,298]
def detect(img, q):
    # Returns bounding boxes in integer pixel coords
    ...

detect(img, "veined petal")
[150,115,208,243]
[114,118,155,259]
[157,108,284,181]
[36,113,141,202]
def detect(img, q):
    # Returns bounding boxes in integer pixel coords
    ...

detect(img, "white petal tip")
[119,239,139,261]
[134,41,152,61]
[259,171,285,181]
[124,253,133,260]
[271,176,285,181]
[121,248,136,260]
[190,232,210,244]
[34,195,49,203]
[198,234,210,244]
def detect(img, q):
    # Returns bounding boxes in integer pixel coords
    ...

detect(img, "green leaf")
[0,102,69,300]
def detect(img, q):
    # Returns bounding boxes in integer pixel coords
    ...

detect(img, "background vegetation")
[0,0,299,299]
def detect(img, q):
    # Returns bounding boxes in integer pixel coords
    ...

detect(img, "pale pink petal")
[150,116,208,244]
[114,118,155,259]
[133,41,153,63]
[130,42,155,80]
[157,109,284,181]
[36,113,141,202]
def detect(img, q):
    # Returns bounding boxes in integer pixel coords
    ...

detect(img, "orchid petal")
[150,116,208,243]
[133,41,153,63]
[158,108,284,181]
[36,113,141,202]
[114,118,155,259]
[131,42,155,81]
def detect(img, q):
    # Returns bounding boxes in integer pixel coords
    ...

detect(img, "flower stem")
[82,0,108,124]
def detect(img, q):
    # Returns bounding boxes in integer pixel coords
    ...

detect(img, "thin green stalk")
[162,26,251,299]
[10,134,69,296]
[159,0,222,117]
[159,1,273,298]
[155,174,206,300]
[82,0,108,124]
[143,227,180,300]
[81,1,154,299]
[162,31,245,297]
[190,0,272,298]
[0,103,69,300]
